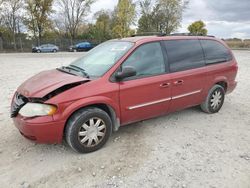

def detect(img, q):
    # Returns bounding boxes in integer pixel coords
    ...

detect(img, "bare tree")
[1,0,23,50]
[0,1,3,26]
[0,0,4,8]
[57,0,95,40]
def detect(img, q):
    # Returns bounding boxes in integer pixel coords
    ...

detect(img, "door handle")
[174,80,184,86]
[160,83,171,88]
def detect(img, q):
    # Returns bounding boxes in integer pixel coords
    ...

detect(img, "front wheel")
[201,84,225,114]
[65,107,112,153]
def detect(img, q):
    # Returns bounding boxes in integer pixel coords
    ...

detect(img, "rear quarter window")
[164,40,205,72]
[200,40,233,65]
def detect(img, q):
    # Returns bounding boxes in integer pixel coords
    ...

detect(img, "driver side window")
[122,42,166,79]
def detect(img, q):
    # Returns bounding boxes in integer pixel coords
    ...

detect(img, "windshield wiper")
[56,67,78,76]
[57,65,90,78]
[68,65,90,78]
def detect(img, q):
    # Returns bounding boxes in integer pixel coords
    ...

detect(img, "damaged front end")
[11,81,88,118]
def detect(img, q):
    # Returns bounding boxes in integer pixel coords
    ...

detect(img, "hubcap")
[210,90,222,110]
[78,117,106,147]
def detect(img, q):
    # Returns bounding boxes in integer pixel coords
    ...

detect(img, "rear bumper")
[227,80,237,94]
[13,115,65,144]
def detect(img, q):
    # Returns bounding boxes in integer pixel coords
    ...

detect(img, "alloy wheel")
[210,90,222,110]
[78,117,106,148]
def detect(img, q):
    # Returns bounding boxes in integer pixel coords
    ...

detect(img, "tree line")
[0,0,208,50]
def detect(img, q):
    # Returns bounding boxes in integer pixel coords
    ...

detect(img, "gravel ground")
[0,51,249,188]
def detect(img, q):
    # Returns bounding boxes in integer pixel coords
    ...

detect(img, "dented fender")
[54,96,120,123]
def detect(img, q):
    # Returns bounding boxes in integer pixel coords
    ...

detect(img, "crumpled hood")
[17,69,90,98]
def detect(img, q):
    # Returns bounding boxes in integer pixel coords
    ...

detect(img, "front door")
[118,42,171,125]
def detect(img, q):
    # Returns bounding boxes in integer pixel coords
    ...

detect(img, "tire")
[201,84,225,114]
[53,49,57,53]
[65,107,112,153]
[73,49,77,52]
[37,50,41,53]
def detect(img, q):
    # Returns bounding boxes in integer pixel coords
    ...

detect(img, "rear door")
[79,43,86,51]
[163,39,207,112]
[40,45,46,52]
[44,44,50,52]
[118,42,172,125]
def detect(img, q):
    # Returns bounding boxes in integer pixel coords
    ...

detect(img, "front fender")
[58,96,120,122]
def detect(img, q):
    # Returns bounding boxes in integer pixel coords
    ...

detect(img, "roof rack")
[170,33,215,37]
[131,32,215,38]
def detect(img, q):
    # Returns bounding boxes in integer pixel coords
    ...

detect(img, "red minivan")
[11,35,238,153]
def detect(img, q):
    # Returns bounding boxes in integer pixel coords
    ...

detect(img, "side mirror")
[115,66,136,80]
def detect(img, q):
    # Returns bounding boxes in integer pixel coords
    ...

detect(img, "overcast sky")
[90,0,250,39]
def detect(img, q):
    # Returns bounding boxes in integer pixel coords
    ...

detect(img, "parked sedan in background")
[32,44,59,53]
[69,42,93,52]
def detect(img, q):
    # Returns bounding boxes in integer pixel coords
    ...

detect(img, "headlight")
[19,103,57,118]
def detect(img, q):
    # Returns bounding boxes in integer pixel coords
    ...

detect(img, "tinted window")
[200,40,232,64]
[164,40,205,72]
[122,42,165,78]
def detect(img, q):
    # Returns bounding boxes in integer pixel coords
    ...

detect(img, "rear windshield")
[71,41,134,77]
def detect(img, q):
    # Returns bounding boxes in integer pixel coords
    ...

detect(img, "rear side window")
[200,40,232,64]
[164,40,205,72]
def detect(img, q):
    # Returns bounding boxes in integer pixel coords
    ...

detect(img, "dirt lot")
[0,51,249,188]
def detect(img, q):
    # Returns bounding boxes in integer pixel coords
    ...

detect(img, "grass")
[225,39,250,49]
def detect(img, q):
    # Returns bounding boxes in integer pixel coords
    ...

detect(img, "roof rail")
[170,33,215,37]
[131,32,215,38]
[131,32,166,37]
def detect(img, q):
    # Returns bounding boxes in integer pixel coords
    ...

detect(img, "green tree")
[137,0,154,33]
[89,10,112,43]
[25,0,53,45]
[138,0,188,34]
[157,0,188,34]
[112,0,136,38]
[188,20,208,36]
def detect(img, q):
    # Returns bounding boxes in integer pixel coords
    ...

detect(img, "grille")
[10,93,28,118]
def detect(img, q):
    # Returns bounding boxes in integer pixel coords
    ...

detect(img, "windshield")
[70,41,134,77]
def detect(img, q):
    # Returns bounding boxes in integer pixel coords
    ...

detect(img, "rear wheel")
[53,49,57,53]
[65,107,112,153]
[201,84,225,114]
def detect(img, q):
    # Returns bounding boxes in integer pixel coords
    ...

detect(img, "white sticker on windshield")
[111,46,128,51]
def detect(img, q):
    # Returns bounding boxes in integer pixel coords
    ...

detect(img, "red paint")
[12,36,238,144]
[18,69,89,98]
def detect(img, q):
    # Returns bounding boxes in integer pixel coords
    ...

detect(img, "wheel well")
[63,104,119,138]
[90,104,112,117]
[216,81,228,92]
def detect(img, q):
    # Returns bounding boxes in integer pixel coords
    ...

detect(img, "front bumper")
[13,115,65,144]
[32,48,39,52]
